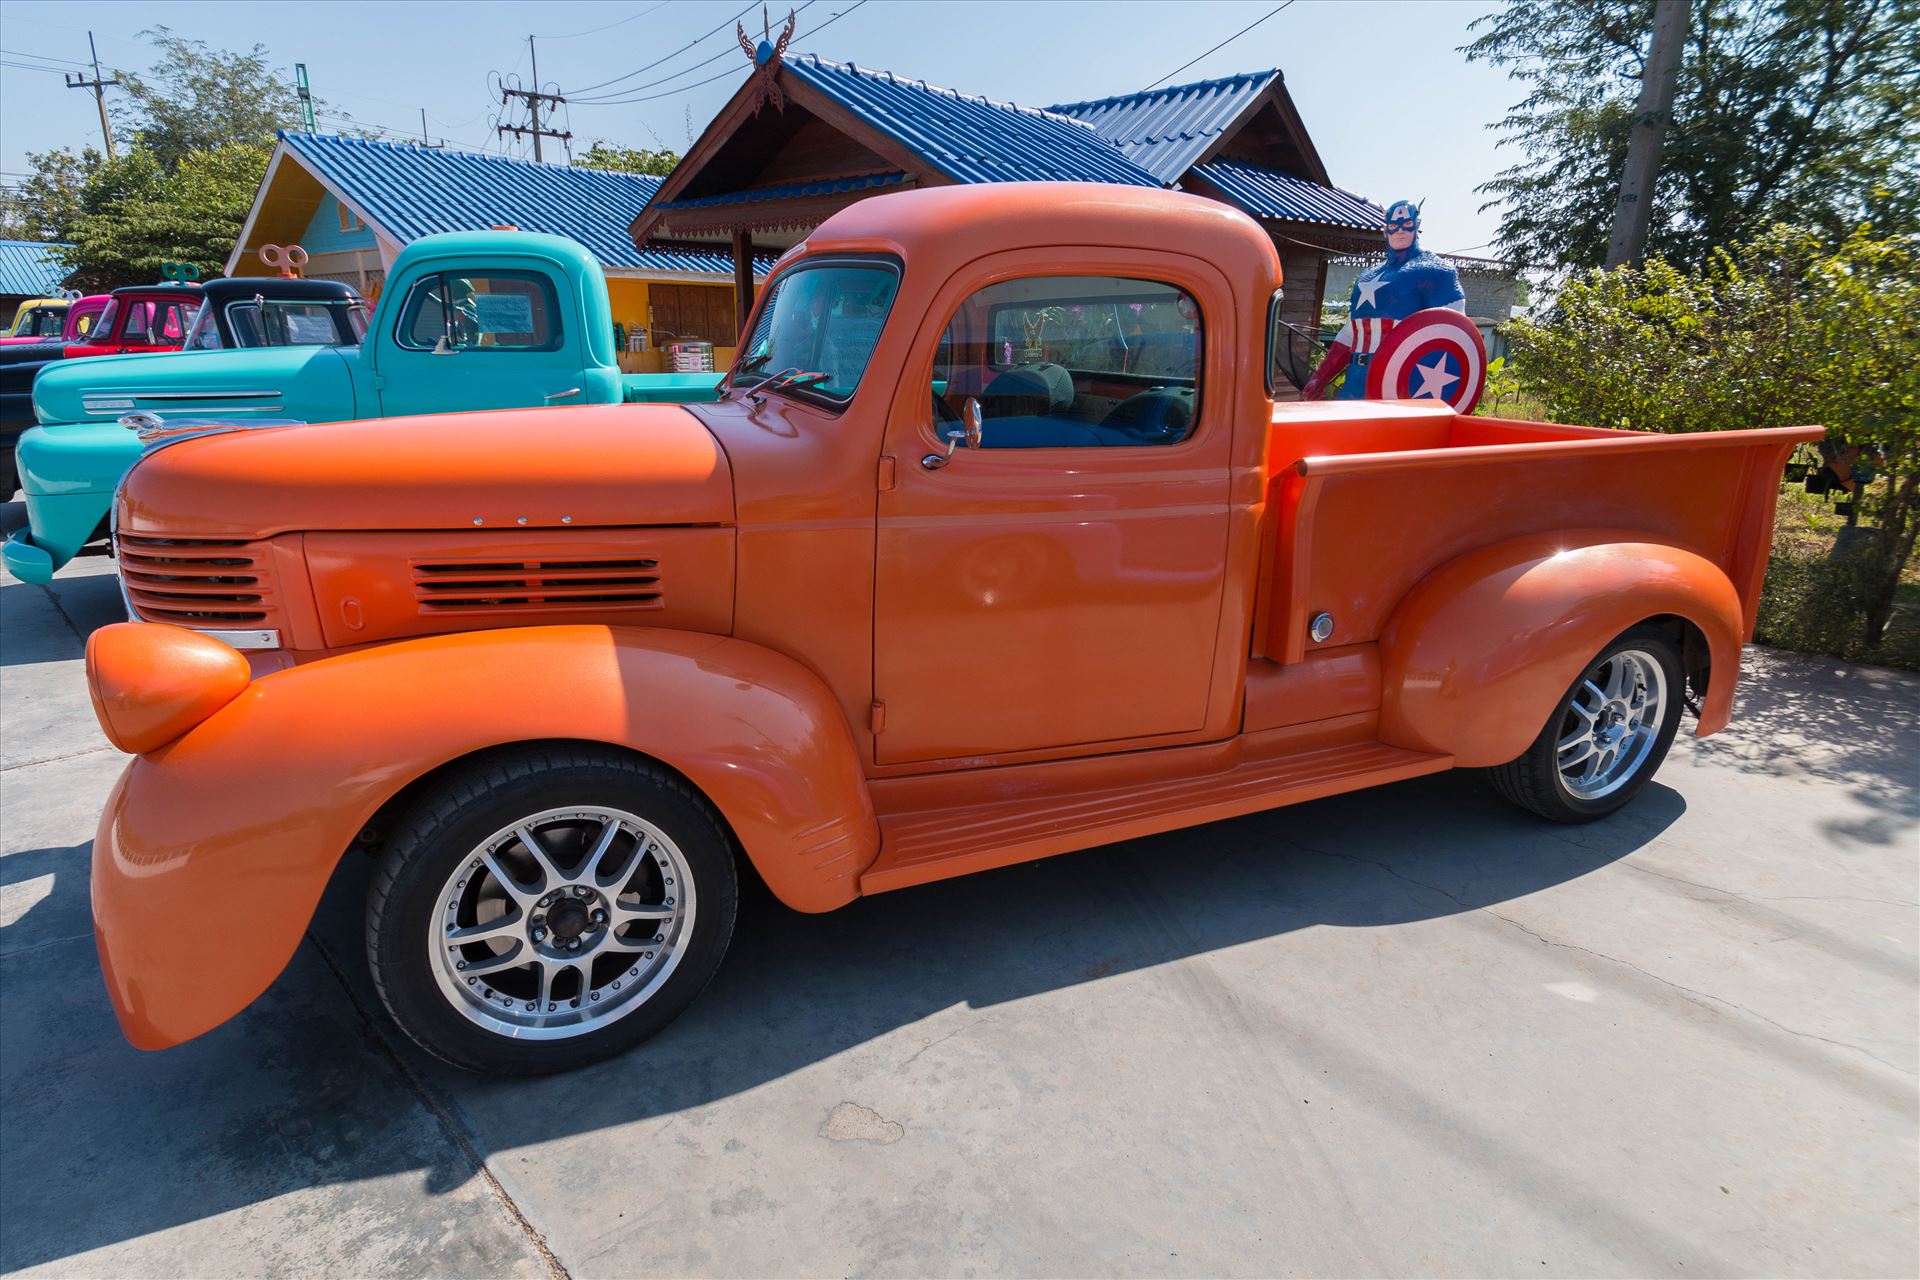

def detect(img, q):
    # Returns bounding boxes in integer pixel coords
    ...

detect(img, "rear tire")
[366,745,738,1075]
[1488,625,1684,823]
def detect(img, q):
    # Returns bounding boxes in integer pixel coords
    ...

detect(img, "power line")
[498,36,571,162]
[574,0,868,108]
[568,0,818,104]
[564,0,761,97]
[537,0,675,40]
[1143,0,1294,91]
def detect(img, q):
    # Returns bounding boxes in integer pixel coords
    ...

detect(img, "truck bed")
[1256,404,1822,663]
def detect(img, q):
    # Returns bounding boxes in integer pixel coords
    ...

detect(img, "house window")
[337,203,365,234]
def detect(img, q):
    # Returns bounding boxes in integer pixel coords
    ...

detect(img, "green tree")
[3,28,315,286]
[574,141,681,177]
[1506,225,1919,653]
[114,27,311,172]
[58,144,271,290]
[1464,0,1920,270]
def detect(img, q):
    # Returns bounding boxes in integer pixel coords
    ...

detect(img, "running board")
[861,740,1452,894]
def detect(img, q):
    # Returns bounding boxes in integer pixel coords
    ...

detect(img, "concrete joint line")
[302,928,574,1280]
[33,582,90,646]
[2,745,119,774]
[1280,835,1918,1081]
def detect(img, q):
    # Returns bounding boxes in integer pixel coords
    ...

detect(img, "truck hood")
[33,346,358,425]
[119,403,734,539]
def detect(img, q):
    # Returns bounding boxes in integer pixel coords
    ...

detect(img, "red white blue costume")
[1302,200,1466,401]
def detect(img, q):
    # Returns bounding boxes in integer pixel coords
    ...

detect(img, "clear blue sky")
[0,0,1522,255]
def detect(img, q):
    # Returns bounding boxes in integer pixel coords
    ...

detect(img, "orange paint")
[92,182,1819,1051]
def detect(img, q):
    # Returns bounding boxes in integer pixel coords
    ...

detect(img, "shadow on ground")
[0,766,1681,1272]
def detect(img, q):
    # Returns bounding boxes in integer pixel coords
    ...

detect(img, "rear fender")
[1377,532,1742,767]
[93,624,876,1049]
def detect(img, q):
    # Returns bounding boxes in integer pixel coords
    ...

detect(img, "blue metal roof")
[0,239,73,297]
[651,172,908,213]
[277,132,763,275]
[782,57,1162,188]
[1191,159,1386,231]
[1048,71,1278,185]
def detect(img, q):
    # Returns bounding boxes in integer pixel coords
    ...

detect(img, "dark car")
[184,277,370,351]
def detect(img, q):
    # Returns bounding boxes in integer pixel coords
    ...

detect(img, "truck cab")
[64,282,203,358]
[5,232,726,581]
[83,184,1817,1075]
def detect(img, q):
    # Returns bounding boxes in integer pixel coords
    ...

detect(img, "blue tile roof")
[1049,71,1279,185]
[651,172,908,212]
[782,57,1162,188]
[0,239,73,297]
[1191,159,1386,231]
[277,132,765,275]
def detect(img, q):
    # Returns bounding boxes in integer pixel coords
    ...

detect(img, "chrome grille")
[118,534,277,626]
[411,556,663,613]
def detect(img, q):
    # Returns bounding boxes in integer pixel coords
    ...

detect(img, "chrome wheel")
[428,805,695,1040]
[1555,648,1667,800]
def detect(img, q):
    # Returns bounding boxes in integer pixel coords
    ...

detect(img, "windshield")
[187,297,365,350]
[734,261,899,403]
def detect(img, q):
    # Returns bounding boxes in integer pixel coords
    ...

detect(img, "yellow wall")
[605,277,740,373]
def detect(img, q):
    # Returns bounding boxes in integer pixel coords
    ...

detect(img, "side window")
[936,275,1203,448]
[121,300,155,343]
[398,271,561,351]
[157,301,196,342]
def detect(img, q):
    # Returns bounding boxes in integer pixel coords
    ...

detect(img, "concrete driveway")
[3,516,1915,1278]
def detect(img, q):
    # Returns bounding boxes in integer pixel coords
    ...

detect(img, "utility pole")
[1605,0,1688,268]
[64,32,119,159]
[295,64,316,132]
[497,35,570,162]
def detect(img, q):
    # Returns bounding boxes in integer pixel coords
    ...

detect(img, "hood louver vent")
[119,534,278,626]
[411,556,664,613]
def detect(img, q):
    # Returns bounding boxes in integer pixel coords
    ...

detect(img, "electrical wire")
[536,0,675,40]
[1143,0,1294,91]
[563,0,761,96]
[567,0,817,103]
[573,0,867,107]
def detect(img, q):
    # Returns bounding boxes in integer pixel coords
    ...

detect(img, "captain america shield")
[1364,308,1487,413]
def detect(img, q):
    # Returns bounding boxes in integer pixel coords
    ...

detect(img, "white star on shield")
[1411,354,1460,399]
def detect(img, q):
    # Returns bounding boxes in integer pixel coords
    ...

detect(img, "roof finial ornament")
[736,5,796,114]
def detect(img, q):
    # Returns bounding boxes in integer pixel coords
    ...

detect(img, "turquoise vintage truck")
[4,230,723,583]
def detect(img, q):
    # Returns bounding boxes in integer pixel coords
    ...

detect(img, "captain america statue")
[1301,200,1466,401]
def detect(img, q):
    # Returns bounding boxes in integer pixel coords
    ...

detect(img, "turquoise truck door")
[372,267,590,417]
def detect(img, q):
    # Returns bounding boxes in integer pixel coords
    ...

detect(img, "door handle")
[543,387,583,402]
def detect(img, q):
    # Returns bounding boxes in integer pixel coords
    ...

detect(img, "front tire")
[1488,625,1685,823]
[366,746,738,1075]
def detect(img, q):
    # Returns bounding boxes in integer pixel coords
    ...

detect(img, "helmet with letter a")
[1383,199,1421,252]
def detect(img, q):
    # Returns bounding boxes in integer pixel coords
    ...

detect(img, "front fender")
[93,624,876,1049]
[1378,531,1743,767]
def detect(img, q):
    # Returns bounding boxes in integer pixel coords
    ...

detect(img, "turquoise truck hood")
[33,346,359,426]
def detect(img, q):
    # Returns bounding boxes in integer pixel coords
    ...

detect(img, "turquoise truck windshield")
[736,261,899,403]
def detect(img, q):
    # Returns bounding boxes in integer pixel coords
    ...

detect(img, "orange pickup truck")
[86,184,1818,1074]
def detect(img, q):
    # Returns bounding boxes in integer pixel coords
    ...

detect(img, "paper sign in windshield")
[474,294,535,334]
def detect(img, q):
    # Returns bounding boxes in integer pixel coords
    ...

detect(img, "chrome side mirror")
[942,397,983,455]
[924,398,984,470]
[431,334,458,356]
